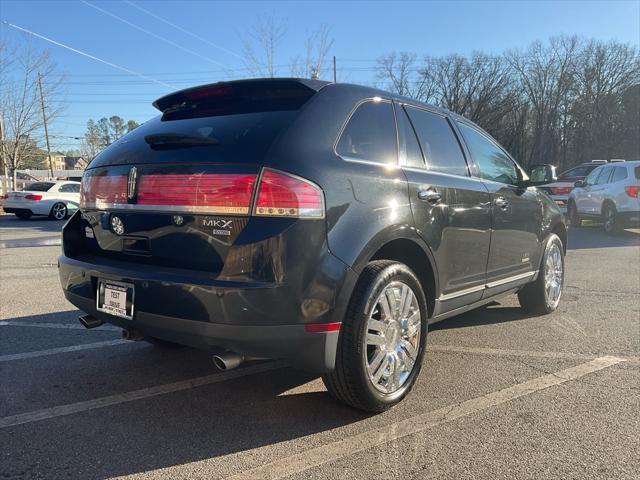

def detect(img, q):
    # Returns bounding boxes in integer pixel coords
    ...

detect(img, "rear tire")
[322,260,428,412]
[518,233,564,315]
[15,212,32,220]
[602,203,622,235]
[568,201,581,227]
[49,202,68,220]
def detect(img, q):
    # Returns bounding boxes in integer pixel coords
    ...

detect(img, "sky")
[1,0,639,153]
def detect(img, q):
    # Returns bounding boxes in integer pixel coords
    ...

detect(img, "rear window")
[26,182,54,192]
[635,166,640,180]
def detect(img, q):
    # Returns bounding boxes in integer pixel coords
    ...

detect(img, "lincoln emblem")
[127,166,138,201]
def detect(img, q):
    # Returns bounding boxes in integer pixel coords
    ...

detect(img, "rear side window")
[458,123,518,185]
[635,166,640,180]
[26,182,54,192]
[58,184,79,192]
[336,100,398,165]
[397,106,425,168]
[405,107,468,176]
[611,167,628,183]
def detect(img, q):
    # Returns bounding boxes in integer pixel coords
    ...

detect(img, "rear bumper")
[58,253,355,373]
[2,207,33,215]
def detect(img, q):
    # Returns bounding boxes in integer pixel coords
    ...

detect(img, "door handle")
[418,189,441,204]
[494,196,509,209]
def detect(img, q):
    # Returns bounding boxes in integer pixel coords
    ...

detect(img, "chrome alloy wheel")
[52,203,67,220]
[544,243,563,308]
[364,281,421,394]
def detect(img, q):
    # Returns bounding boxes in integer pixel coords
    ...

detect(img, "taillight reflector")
[624,185,640,198]
[137,173,256,214]
[305,322,341,333]
[24,194,42,201]
[254,169,324,218]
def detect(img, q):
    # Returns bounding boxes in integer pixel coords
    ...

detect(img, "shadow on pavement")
[567,224,640,250]
[0,213,65,235]
[430,302,531,331]
[2,310,370,480]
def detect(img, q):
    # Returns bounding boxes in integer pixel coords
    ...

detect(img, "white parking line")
[0,339,129,362]
[0,321,119,331]
[228,356,625,480]
[0,361,287,429]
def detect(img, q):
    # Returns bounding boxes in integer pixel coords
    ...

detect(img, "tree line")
[375,35,639,171]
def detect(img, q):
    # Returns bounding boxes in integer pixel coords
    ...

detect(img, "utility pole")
[37,72,54,178]
[333,56,337,83]
[0,113,9,192]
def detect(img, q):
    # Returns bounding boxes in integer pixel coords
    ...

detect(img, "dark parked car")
[59,79,567,412]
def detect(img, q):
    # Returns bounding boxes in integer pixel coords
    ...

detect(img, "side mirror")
[574,180,586,188]
[528,164,557,185]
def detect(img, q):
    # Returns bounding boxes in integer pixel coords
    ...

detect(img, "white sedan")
[2,180,81,220]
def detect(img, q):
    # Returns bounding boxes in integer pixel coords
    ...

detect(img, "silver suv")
[568,160,640,234]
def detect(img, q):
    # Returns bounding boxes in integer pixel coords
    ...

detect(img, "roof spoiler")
[152,78,330,113]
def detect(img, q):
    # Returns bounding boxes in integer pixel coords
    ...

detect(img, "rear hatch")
[69,79,326,275]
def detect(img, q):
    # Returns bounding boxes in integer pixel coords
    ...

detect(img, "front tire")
[568,201,581,227]
[322,260,428,412]
[49,202,68,220]
[518,233,564,315]
[602,203,622,235]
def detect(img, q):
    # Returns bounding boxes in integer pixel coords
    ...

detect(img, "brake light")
[80,175,127,208]
[24,194,42,201]
[625,186,640,198]
[549,186,573,196]
[254,169,324,218]
[137,173,256,214]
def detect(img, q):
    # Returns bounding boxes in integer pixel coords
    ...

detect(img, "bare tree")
[0,40,64,185]
[290,25,334,80]
[242,14,287,77]
[376,52,434,100]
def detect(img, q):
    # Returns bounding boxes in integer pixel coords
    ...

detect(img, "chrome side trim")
[438,284,485,301]
[485,271,537,289]
[438,270,538,302]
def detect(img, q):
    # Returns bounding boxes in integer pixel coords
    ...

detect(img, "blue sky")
[1,0,639,153]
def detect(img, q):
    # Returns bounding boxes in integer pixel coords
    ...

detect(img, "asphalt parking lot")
[0,214,638,480]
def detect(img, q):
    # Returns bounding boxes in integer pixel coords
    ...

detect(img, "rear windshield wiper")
[144,133,220,148]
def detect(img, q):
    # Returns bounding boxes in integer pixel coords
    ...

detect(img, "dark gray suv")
[59,79,567,412]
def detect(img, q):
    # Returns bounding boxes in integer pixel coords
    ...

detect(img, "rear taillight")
[625,186,640,198]
[549,186,573,196]
[254,169,324,218]
[79,167,324,218]
[137,173,256,214]
[24,194,42,201]
[80,175,127,208]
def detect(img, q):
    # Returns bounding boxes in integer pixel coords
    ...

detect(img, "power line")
[81,0,229,69]
[124,0,243,60]
[1,20,173,88]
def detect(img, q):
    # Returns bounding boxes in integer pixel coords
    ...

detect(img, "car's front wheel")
[602,203,622,235]
[323,260,428,412]
[568,201,581,227]
[49,202,68,220]
[518,233,564,315]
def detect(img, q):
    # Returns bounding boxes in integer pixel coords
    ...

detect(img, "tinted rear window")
[405,107,468,176]
[26,182,54,192]
[635,166,640,180]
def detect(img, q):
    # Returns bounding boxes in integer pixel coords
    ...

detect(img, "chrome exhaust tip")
[212,352,244,371]
[78,314,103,329]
